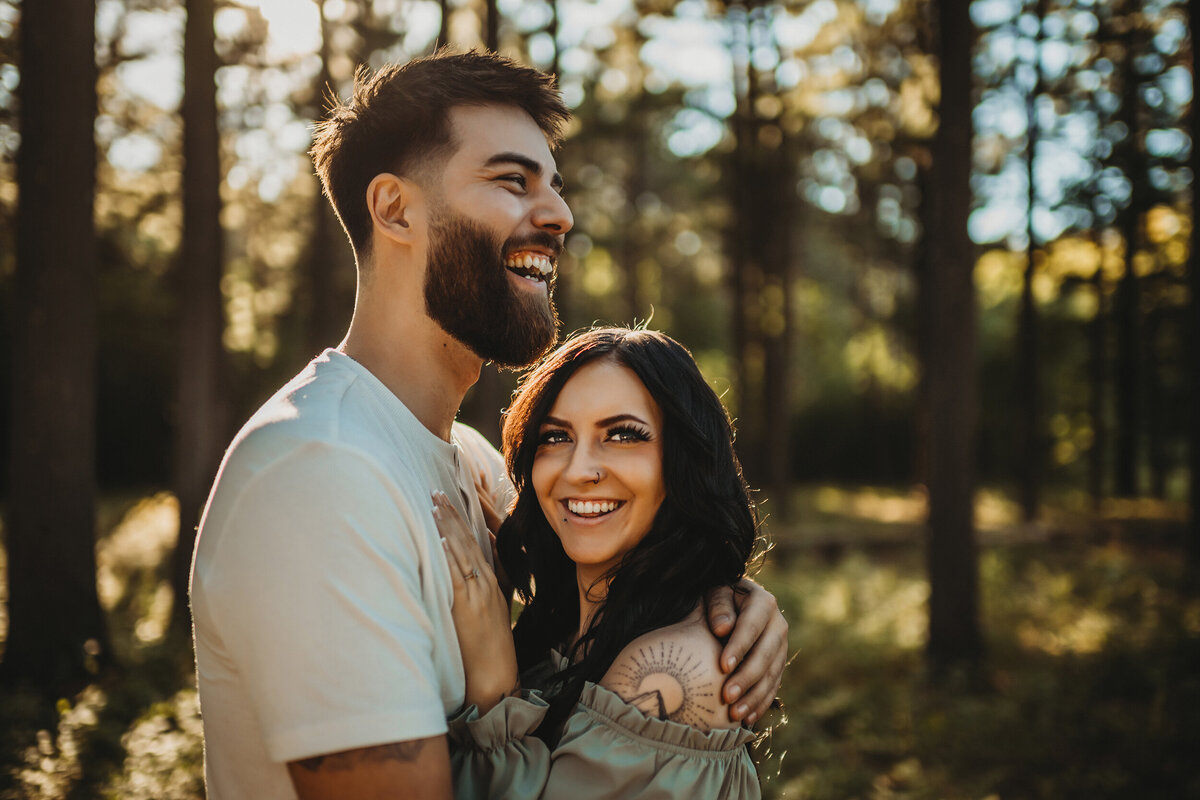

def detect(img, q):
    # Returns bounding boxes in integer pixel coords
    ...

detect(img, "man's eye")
[501,174,527,189]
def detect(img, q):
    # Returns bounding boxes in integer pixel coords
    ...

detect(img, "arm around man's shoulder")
[598,612,741,733]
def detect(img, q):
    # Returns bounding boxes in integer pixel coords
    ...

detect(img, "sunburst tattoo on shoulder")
[607,641,719,730]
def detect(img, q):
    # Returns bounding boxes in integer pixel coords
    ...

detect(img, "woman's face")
[531,358,666,583]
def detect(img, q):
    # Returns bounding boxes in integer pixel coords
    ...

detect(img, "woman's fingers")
[433,492,493,591]
[474,478,505,536]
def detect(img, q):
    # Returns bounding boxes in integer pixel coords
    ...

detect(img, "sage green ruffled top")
[448,654,760,799]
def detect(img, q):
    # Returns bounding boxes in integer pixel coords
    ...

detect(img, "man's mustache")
[503,232,564,259]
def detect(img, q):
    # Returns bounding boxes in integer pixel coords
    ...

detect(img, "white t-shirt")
[190,349,512,800]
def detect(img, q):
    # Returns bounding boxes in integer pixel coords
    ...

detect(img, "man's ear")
[367,173,420,245]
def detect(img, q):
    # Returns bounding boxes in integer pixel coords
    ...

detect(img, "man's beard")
[423,209,559,368]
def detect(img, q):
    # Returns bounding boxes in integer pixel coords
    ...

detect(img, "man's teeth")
[504,252,554,276]
[567,499,619,515]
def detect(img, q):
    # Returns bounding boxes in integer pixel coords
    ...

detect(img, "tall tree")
[2,0,109,692]
[1188,0,1199,570]
[485,0,499,50]
[304,0,353,356]
[1017,0,1048,523]
[1112,5,1143,497]
[923,0,982,667]
[171,0,227,630]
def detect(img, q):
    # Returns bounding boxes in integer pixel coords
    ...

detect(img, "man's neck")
[340,316,482,442]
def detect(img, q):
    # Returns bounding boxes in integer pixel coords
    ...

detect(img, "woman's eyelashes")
[536,423,652,447]
[607,424,652,443]
[537,427,570,446]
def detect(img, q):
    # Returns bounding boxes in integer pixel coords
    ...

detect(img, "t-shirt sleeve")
[197,441,453,763]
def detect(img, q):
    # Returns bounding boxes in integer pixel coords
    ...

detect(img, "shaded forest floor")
[1,488,1198,799]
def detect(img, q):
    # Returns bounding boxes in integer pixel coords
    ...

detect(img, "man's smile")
[504,249,555,282]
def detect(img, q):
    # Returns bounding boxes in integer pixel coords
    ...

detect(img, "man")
[191,50,787,799]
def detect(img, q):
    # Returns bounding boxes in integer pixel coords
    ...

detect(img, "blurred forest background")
[1,0,1199,797]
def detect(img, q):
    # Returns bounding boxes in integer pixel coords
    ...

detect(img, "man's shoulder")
[599,610,735,732]
[228,353,424,478]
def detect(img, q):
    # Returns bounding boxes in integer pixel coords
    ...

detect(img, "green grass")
[2,489,1198,799]
[754,542,1200,799]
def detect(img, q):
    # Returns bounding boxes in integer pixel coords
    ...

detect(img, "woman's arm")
[599,611,742,733]
[433,492,519,714]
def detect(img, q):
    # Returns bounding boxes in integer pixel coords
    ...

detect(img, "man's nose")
[533,188,573,235]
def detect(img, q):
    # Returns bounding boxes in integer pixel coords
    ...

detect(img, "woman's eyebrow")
[596,414,649,428]
[541,413,650,429]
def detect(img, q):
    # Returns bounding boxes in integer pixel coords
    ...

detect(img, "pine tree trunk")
[1017,0,1046,523]
[727,7,764,480]
[761,128,793,522]
[1186,0,1200,570]
[1088,254,1108,511]
[171,0,228,633]
[485,0,499,50]
[2,0,109,694]
[924,0,982,668]
[1113,18,1141,497]
[306,0,352,356]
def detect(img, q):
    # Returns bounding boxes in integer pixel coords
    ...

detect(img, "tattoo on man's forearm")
[608,642,718,730]
[294,738,430,772]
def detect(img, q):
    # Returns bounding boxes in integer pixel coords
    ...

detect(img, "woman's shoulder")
[597,607,738,732]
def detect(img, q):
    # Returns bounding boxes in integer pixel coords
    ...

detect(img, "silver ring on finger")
[464,567,481,581]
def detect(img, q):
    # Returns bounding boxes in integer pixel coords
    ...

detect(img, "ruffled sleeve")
[448,671,760,800]
[448,691,552,800]
[542,683,760,800]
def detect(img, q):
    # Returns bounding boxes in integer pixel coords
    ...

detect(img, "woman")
[436,327,766,798]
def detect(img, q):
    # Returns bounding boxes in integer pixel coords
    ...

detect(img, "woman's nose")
[563,443,601,485]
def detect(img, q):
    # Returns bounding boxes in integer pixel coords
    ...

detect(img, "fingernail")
[735,703,749,719]
[726,683,741,702]
[746,712,758,726]
[440,537,448,549]
[715,614,732,628]
[724,655,737,671]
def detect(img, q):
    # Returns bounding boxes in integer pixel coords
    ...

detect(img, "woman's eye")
[608,426,650,443]
[537,429,569,446]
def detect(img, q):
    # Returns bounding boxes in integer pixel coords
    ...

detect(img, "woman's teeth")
[567,499,619,516]
[504,252,554,280]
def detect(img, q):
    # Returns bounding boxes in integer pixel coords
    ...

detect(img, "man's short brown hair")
[310,49,569,261]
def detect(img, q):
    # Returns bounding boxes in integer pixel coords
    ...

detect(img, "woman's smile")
[532,358,666,583]
[562,498,625,519]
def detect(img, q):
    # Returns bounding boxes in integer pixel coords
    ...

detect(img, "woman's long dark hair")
[496,327,761,741]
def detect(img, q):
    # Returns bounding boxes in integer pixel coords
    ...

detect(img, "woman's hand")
[433,491,520,715]
[473,477,513,602]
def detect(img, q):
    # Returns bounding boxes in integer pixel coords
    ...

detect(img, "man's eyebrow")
[485,152,564,191]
